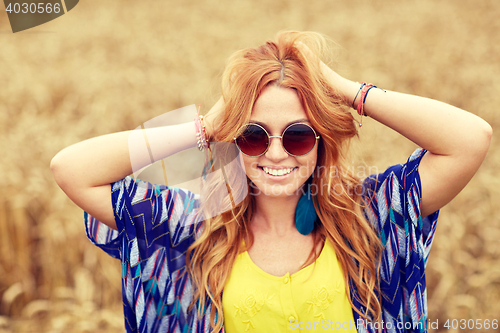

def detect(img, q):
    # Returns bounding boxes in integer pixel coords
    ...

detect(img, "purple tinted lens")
[282,124,317,156]
[236,124,268,156]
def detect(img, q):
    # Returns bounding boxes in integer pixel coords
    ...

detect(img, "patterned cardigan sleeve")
[355,148,440,333]
[84,176,206,333]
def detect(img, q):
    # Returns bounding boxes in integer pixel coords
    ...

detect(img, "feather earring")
[295,183,317,235]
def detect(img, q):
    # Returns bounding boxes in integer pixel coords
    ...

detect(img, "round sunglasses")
[234,123,320,157]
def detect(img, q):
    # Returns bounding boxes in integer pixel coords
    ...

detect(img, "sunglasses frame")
[234,122,320,157]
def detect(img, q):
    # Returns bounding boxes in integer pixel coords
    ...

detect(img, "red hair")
[187,31,382,331]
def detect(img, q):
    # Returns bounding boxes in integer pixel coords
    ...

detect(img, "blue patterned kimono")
[85,148,439,332]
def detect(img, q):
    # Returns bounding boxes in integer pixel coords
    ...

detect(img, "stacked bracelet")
[353,82,386,127]
[352,82,366,109]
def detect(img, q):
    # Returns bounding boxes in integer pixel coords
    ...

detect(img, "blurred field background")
[0,0,499,332]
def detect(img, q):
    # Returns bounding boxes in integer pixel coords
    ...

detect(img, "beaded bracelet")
[194,105,209,151]
[194,105,216,182]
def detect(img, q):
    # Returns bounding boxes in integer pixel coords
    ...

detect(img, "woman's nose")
[265,136,288,161]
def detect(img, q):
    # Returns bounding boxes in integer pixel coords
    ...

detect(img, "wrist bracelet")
[355,82,386,127]
[352,82,366,109]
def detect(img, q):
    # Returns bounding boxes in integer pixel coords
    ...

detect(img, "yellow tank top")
[223,238,357,332]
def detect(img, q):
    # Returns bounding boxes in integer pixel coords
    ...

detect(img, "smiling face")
[242,85,318,198]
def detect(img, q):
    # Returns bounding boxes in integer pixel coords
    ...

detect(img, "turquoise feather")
[295,188,317,235]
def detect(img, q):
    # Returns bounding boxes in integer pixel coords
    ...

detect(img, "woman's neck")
[251,192,301,237]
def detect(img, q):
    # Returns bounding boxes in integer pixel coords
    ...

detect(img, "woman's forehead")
[250,85,309,130]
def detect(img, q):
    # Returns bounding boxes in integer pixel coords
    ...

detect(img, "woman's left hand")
[319,59,492,218]
[319,63,360,107]
[296,41,359,107]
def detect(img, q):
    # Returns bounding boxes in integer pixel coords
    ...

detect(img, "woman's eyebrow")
[249,118,310,129]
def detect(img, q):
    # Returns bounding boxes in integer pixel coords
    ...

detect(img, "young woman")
[51,31,492,333]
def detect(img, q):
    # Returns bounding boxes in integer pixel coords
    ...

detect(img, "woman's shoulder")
[85,176,202,259]
[115,176,200,201]
[113,176,200,217]
[360,148,439,249]
[361,148,427,196]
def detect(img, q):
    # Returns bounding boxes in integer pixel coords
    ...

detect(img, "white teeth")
[262,167,294,176]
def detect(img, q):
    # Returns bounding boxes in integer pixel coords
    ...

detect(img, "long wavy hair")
[186,31,382,332]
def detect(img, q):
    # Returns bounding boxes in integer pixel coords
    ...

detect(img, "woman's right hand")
[203,97,224,140]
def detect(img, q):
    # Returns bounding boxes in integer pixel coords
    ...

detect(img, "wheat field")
[0,0,499,332]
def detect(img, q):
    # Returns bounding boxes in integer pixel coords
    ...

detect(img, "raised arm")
[322,65,492,217]
[50,122,199,229]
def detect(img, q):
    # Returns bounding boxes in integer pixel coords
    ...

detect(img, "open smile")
[258,166,297,178]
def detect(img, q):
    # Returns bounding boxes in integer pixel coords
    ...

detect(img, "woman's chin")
[249,182,302,198]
